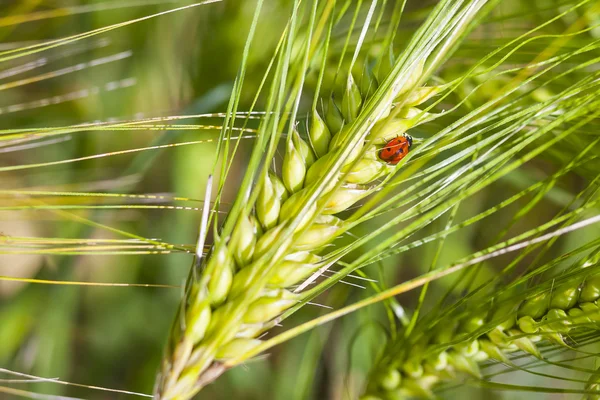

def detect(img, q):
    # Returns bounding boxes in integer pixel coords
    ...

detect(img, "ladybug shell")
[379,135,412,165]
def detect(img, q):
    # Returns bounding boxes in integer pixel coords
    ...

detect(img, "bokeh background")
[1,1,599,399]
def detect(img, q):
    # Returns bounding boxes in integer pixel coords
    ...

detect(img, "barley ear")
[363,271,600,399]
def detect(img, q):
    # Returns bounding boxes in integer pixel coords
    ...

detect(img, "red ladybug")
[379,134,413,165]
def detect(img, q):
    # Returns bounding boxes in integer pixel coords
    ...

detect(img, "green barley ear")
[154,0,463,395]
[365,267,600,398]
[363,224,600,398]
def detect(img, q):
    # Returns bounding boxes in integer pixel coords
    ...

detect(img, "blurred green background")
[1,1,599,399]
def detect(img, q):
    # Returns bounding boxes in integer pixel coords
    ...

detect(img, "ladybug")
[378,134,413,165]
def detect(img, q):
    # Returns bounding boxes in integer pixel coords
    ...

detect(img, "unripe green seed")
[208,264,233,307]
[230,214,257,267]
[215,338,262,360]
[270,172,289,203]
[169,339,193,385]
[235,323,263,339]
[243,290,298,324]
[257,173,281,230]
[292,129,316,167]
[236,322,270,339]
[342,74,363,122]
[363,145,380,160]
[283,135,307,194]
[550,282,580,310]
[164,363,203,400]
[228,263,260,299]
[518,293,549,319]
[253,225,292,261]
[325,97,344,134]
[185,300,212,344]
[543,308,571,333]
[489,329,519,353]
[379,368,402,391]
[205,302,238,343]
[305,154,335,188]
[567,307,591,325]
[328,125,351,150]
[541,330,568,347]
[280,189,317,231]
[579,302,600,322]
[309,111,331,158]
[447,352,481,378]
[487,328,510,348]
[581,276,600,302]
[478,339,509,363]
[186,346,215,377]
[399,86,440,107]
[368,117,413,144]
[398,107,425,120]
[293,215,343,251]
[187,283,208,308]
[267,252,322,288]
[326,125,365,167]
[455,340,479,357]
[507,329,541,358]
[343,158,385,184]
[205,246,235,306]
[517,316,539,334]
[318,184,370,214]
[294,224,340,252]
[341,140,365,167]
